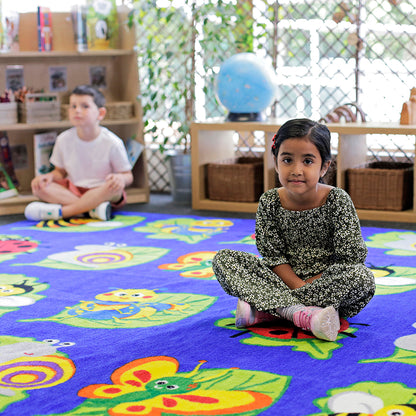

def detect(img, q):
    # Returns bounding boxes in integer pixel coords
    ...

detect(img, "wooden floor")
[1,192,416,230]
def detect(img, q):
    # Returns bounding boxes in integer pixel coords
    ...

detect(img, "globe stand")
[226,112,265,122]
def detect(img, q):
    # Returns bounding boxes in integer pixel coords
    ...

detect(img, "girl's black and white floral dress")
[212,187,375,318]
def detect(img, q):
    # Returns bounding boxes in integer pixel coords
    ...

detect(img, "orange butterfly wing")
[79,356,179,399]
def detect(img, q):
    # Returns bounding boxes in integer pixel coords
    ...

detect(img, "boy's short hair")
[71,85,106,108]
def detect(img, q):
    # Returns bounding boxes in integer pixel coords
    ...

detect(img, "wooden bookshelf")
[0,9,149,216]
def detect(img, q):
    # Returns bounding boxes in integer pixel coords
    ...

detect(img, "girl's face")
[275,136,330,197]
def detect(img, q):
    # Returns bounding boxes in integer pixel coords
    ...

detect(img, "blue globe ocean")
[216,53,276,121]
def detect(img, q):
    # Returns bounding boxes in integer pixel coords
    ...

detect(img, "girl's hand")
[305,273,323,284]
[273,264,307,289]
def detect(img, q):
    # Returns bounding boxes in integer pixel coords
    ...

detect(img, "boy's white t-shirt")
[50,127,132,188]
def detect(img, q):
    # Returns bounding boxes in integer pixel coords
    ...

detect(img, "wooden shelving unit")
[191,119,416,223]
[0,9,149,216]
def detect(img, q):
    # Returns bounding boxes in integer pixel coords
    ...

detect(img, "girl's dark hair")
[71,85,106,108]
[271,118,331,167]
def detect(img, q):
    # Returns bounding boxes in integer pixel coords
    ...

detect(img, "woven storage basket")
[206,157,264,202]
[347,161,413,211]
[61,101,133,120]
[106,102,134,120]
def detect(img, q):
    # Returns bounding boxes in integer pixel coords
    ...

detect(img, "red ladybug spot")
[339,318,349,331]
[250,317,349,339]
[250,320,314,339]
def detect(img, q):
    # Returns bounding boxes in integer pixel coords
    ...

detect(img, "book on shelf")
[0,132,19,199]
[0,162,18,199]
[71,5,88,52]
[86,0,119,50]
[4,13,19,52]
[0,132,19,187]
[126,137,144,168]
[34,131,57,176]
[37,6,53,52]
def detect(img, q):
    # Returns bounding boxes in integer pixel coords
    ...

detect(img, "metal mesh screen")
[130,0,416,192]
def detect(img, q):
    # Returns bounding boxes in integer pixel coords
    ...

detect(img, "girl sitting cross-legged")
[212,118,375,342]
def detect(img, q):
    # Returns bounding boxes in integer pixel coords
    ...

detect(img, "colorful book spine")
[0,131,19,199]
[0,162,18,199]
[37,7,53,52]
[4,14,19,52]
[71,5,88,52]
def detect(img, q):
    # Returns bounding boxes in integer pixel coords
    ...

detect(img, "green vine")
[129,0,272,154]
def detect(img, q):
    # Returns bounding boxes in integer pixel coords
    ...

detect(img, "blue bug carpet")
[0,211,415,416]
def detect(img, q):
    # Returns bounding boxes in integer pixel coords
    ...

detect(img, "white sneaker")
[293,306,340,341]
[24,202,62,221]
[89,201,112,221]
[235,299,257,328]
[235,299,276,328]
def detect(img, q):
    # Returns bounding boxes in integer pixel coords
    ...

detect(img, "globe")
[215,53,277,121]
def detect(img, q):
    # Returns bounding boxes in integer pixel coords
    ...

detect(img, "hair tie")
[271,133,278,152]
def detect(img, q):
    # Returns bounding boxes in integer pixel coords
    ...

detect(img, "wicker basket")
[206,157,264,202]
[61,101,133,121]
[347,161,414,211]
[105,102,134,120]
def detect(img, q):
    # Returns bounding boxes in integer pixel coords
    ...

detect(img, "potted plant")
[128,0,262,203]
[127,2,196,203]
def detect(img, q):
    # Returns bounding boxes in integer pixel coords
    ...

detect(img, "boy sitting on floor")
[25,85,133,221]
